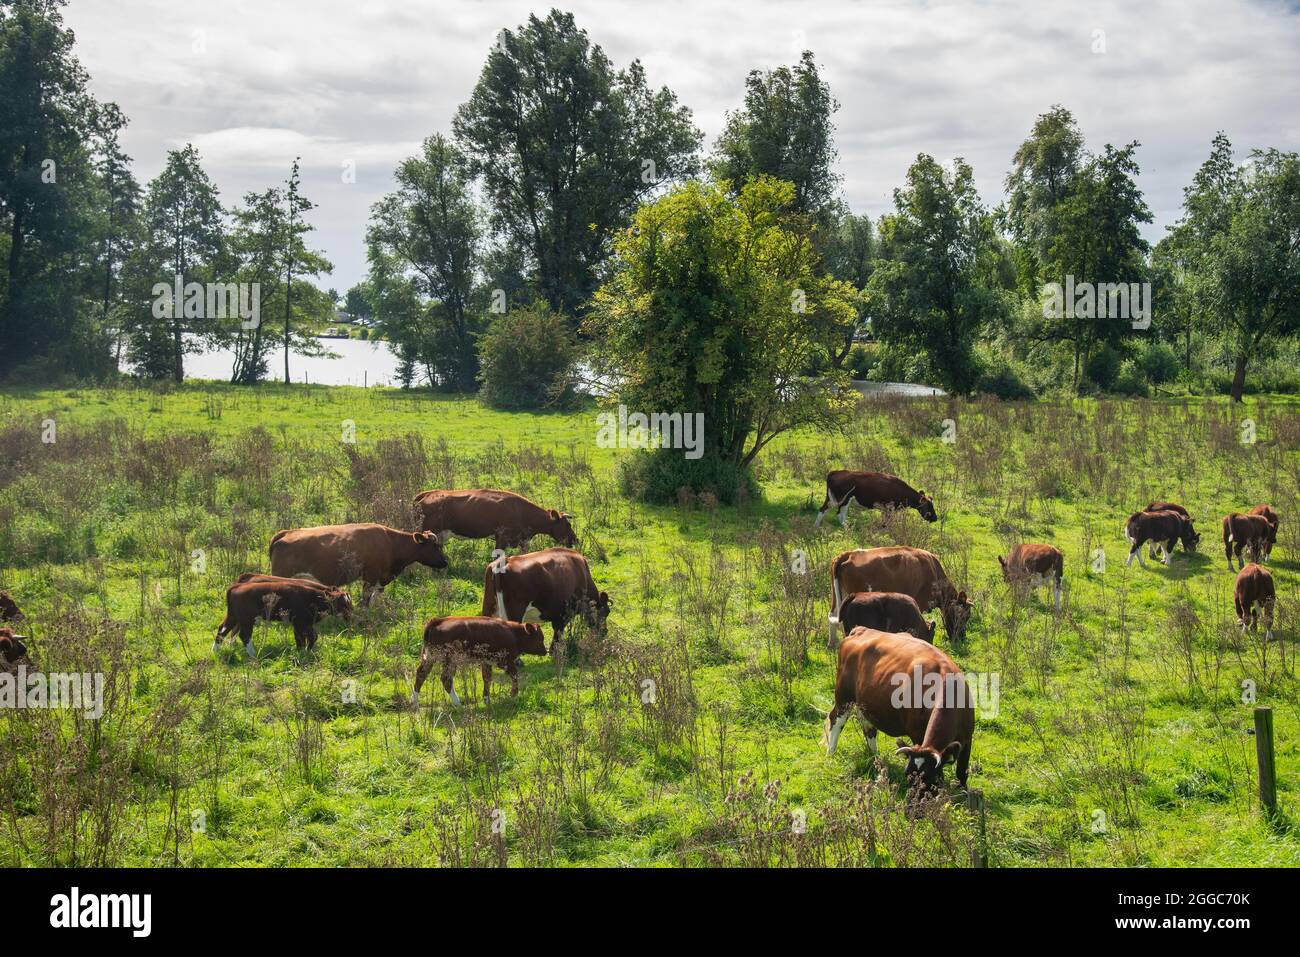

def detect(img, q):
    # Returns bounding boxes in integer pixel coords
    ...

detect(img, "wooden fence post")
[966,789,987,867]
[1254,706,1276,816]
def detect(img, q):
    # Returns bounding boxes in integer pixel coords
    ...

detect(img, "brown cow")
[1222,514,1276,572]
[0,590,22,622]
[214,578,353,656]
[824,626,974,791]
[816,470,937,528]
[1143,502,1194,558]
[481,547,611,651]
[1125,510,1199,567]
[1248,504,1280,561]
[0,626,31,674]
[999,544,1065,611]
[829,546,972,642]
[415,488,578,552]
[1233,564,1276,641]
[411,616,549,706]
[836,592,935,644]
[269,523,448,601]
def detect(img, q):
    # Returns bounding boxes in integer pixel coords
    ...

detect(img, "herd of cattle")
[0,471,1284,794]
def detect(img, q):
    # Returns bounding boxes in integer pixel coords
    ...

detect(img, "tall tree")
[278,158,331,384]
[88,101,141,368]
[819,207,875,366]
[453,9,701,318]
[1004,106,1085,294]
[867,155,1008,394]
[366,134,482,390]
[711,51,841,221]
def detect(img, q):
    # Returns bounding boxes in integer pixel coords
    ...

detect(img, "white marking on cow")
[212,638,221,654]
[244,641,256,659]
[1053,577,1062,612]
[913,756,924,769]
[825,712,849,754]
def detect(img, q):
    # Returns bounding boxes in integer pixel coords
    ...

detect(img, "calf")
[824,626,974,791]
[816,470,937,528]
[998,544,1064,611]
[415,488,578,552]
[836,592,935,644]
[1144,502,1193,558]
[411,616,549,706]
[0,590,22,622]
[0,627,31,674]
[269,523,448,601]
[829,546,972,643]
[1222,513,1276,571]
[214,578,352,657]
[482,547,611,651]
[1125,510,1198,567]
[1248,504,1280,561]
[1233,563,1276,642]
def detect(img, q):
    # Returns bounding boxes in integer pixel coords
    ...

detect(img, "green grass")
[0,381,1297,867]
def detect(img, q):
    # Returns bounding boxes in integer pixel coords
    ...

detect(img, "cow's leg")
[1264,599,1275,642]
[506,660,520,697]
[1226,538,1237,572]
[436,530,451,546]
[481,664,493,703]
[815,486,835,527]
[858,714,878,754]
[410,646,433,706]
[1162,540,1174,566]
[824,703,851,755]
[440,659,461,707]
[1127,540,1145,567]
[1053,575,1062,612]
[550,616,567,656]
[239,620,256,659]
[838,497,851,529]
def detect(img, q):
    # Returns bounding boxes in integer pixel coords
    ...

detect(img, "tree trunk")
[1230,351,1248,403]
[283,269,292,385]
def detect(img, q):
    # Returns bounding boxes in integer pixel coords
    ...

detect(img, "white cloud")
[64,0,1300,290]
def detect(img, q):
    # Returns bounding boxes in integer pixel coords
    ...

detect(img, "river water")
[179,336,401,386]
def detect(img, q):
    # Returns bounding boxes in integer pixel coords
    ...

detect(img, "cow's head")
[548,510,579,548]
[519,622,548,657]
[327,588,354,620]
[592,591,613,635]
[916,492,938,523]
[943,591,973,641]
[413,531,450,570]
[0,591,22,622]
[896,741,963,790]
[1181,519,1201,552]
[0,628,29,666]
[997,555,1010,581]
[924,619,937,643]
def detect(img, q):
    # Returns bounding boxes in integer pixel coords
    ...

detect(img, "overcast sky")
[64,0,1300,293]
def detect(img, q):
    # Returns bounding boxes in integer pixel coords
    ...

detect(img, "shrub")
[1136,341,1180,385]
[618,449,758,506]
[1086,345,1122,390]
[1113,360,1149,397]
[477,303,578,410]
[975,355,1035,400]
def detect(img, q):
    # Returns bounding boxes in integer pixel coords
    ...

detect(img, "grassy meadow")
[0,381,1297,867]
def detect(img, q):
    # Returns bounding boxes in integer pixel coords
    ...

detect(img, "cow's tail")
[829,553,849,625]
[1123,516,1136,543]
[483,560,509,619]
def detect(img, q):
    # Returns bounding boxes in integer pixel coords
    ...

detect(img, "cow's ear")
[548,509,560,519]
[599,591,611,606]
[940,741,963,764]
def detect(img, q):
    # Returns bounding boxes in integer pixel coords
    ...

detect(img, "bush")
[844,343,876,379]
[477,303,578,410]
[618,449,759,506]
[1113,360,1149,397]
[1136,341,1180,385]
[1086,345,1122,390]
[975,354,1035,400]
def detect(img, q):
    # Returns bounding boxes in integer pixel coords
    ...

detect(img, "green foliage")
[1136,340,1181,385]
[477,302,578,410]
[618,447,758,505]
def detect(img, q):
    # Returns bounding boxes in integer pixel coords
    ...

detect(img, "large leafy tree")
[819,206,874,366]
[588,176,856,491]
[711,51,841,222]
[453,9,701,318]
[1003,105,1085,294]
[867,155,1008,394]
[88,101,141,368]
[1170,139,1300,401]
[366,134,483,390]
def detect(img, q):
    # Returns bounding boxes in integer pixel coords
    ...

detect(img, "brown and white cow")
[1143,502,1194,558]
[411,616,549,706]
[829,546,972,643]
[415,488,578,552]
[816,470,937,529]
[999,544,1065,611]
[0,626,31,674]
[214,577,353,656]
[824,626,974,791]
[1233,563,1276,642]
[836,592,935,644]
[1248,504,1280,561]
[0,590,22,622]
[481,547,611,651]
[1222,513,1276,572]
[1125,509,1199,567]
[269,523,448,601]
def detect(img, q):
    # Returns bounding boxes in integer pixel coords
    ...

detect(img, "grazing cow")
[823,626,974,791]
[415,488,578,552]
[1248,504,1280,561]
[1222,514,1276,572]
[1143,502,1194,558]
[214,578,353,657]
[1233,564,1276,642]
[0,590,21,622]
[411,616,549,706]
[269,523,448,601]
[481,547,611,650]
[998,544,1065,611]
[836,592,935,644]
[1125,509,1199,567]
[829,546,972,643]
[0,627,31,673]
[815,470,937,528]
